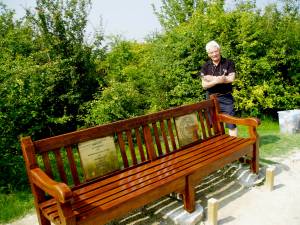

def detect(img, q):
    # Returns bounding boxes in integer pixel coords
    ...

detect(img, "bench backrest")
[21,98,223,188]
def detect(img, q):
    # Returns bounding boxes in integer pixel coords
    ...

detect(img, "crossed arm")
[201,72,235,90]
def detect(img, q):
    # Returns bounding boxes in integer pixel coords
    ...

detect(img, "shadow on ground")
[106,159,289,225]
[259,135,280,147]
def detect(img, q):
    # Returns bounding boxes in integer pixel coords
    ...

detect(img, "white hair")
[205,40,220,53]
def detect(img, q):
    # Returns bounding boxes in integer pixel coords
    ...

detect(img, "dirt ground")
[214,150,300,225]
[6,150,300,225]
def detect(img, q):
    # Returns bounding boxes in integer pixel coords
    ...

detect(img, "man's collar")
[209,57,224,66]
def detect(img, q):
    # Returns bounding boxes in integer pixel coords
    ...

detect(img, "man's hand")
[217,75,226,83]
[223,72,235,83]
[201,73,235,90]
[202,75,223,89]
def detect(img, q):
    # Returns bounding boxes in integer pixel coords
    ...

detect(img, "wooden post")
[208,198,219,225]
[266,166,276,191]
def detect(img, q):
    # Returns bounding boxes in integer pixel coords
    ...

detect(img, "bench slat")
[210,107,219,135]
[71,137,249,209]
[167,119,177,151]
[134,127,146,162]
[117,132,129,168]
[39,200,61,224]
[198,110,207,140]
[39,133,249,225]
[73,138,252,216]
[72,135,230,197]
[41,203,56,216]
[126,130,138,165]
[33,100,215,152]
[142,125,156,161]
[66,146,81,186]
[41,152,54,179]
[152,122,163,156]
[160,120,170,154]
[54,149,68,184]
[204,109,213,137]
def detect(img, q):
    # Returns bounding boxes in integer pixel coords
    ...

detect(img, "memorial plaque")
[175,113,199,147]
[78,136,120,180]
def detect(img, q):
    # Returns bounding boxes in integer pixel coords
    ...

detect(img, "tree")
[0,3,47,190]
[152,0,210,30]
[0,0,106,191]
[25,0,105,135]
[86,0,299,127]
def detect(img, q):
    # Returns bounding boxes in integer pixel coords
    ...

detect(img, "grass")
[1,118,300,224]
[0,190,34,224]
[237,118,300,158]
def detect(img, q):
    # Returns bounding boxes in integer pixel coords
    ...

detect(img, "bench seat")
[38,134,255,225]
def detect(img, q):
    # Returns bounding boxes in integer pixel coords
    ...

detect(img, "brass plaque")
[175,113,199,147]
[78,136,120,180]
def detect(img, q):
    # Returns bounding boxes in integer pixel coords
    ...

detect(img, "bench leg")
[31,185,51,225]
[36,209,51,225]
[57,202,76,225]
[182,175,195,213]
[250,141,259,174]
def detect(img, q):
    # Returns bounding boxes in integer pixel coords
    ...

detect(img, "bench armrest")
[217,113,260,139]
[30,168,73,203]
[218,114,261,127]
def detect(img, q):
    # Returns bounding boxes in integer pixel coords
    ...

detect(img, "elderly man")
[199,40,238,136]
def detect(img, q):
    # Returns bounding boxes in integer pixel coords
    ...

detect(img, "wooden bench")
[21,96,260,225]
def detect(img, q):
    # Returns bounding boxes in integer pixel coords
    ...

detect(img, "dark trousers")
[208,92,236,129]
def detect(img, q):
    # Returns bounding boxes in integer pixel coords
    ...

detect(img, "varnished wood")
[77,178,186,225]
[41,152,54,179]
[20,98,260,225]
[126,130,138,165]
[71,136,235,198]
[70,137,221,200]
[36,136,253,225]
[143,125,157,161]
[210,95,225,134]
[57,201,76,225]
[204,109,213,137]
[152,122,163,156]
[34,100,214,152]
[21,137,51,225]
[134,127,146,161]
[21,137,38,169]
[54,149,68,184]
[209,106,218,135]
[167,119,177,151]
[160,120,170,153]
[198,110,207,140]
[69,139,250,212]
[117,132,129,168]
[30,168,73,203]
[66,146,80,186]
[183,175,196,212]
[251,136,259,174]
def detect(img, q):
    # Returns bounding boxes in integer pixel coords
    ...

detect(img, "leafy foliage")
[85,0,299,127]
[152,0,210,30]
[25,0,103,133]
[0,0,105,191]
[0,0,299,191]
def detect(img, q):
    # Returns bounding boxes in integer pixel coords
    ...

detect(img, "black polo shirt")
[200,57,235,95]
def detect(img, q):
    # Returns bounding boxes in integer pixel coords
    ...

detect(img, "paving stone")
[163,203,204,225]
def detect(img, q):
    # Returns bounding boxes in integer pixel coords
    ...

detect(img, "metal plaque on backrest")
[78,136,120,180]
[175,113,199,147]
